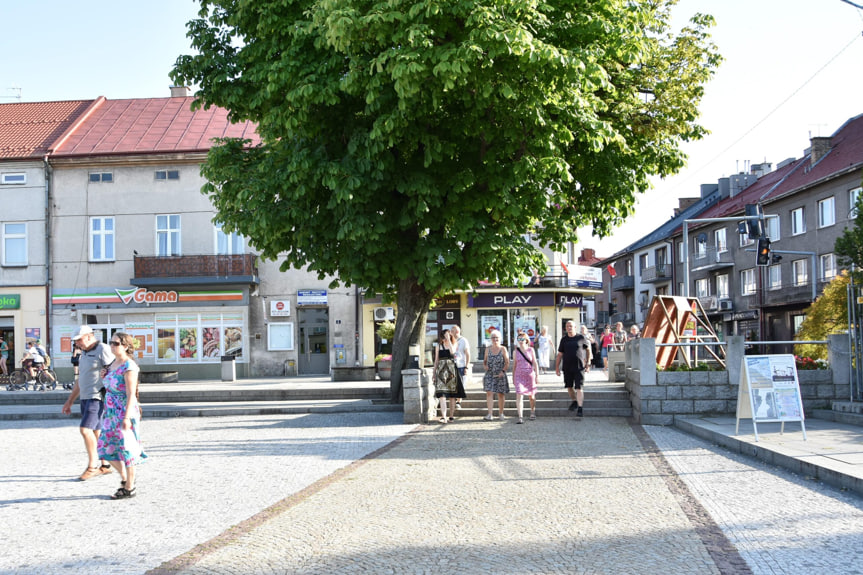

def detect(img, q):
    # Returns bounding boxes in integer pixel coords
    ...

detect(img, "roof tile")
[0,100,94,159]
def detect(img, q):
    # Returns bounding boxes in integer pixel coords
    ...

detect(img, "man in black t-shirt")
[555,320,590,417]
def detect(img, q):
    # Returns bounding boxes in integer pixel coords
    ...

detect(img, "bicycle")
[7,363,62,391]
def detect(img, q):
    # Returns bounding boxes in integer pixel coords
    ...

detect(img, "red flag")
[560,261,569,274]
[607,264,617,277]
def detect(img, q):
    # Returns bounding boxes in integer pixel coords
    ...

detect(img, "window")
[740,268,756,296]
[1,173,26,185]
[215,224,245,255]
[638,253,649,271]
[677,282,684,295]
[156,215,181,256]
[695,234,707,259]
[738,224,754,246]
[791,207,805,235]
[818,197,835,228]
[155,169,180,181]
[768,264,782,290]
[625,259,632,276]
[792,259,808,286]
[677,241,684,263]
[715,228,727,253]
[88,172,113,183]
[820,253,836,281]
[90,217,115,262]
[655,246,667,266]
[792,314,806,335]
[2,223,27,266]
[716,274,729,299]
[695,278,709,298]
[765,215,780,241]
[850,187,862,218]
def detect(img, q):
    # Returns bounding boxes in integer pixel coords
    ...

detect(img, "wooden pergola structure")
[641,295,726,370]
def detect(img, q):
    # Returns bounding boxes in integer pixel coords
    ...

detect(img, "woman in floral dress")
[97,332,147,499]
[512,333,539,424]
[482,330,510,421]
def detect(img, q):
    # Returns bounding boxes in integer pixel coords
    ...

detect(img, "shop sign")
[0,294,21,309]
[270,300,291,317]
[434,294,461,309]
[568,265,603,290]
[555,294,583,307]
[116,287,179,305]
[470,292,555,308]
[298,289,328,306]
[733,310,759,321]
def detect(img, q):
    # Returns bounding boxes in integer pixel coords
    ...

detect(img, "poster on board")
[736,354,807,441]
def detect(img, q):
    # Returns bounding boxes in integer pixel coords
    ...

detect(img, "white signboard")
[297,289,327,306]
[736,354,807,441]
[268,323,294,351]
[270,300,291,317]
[568,265,603,289]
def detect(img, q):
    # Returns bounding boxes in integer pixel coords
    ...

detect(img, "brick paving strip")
[149,418,747,575]
[629,421,753,575]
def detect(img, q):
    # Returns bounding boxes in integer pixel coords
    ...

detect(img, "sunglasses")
[109,341,121,346]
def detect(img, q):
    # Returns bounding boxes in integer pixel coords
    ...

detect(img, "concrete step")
[812,409,863,427]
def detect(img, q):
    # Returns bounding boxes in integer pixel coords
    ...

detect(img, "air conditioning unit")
[719,299,733,311]
[374,306,395,321]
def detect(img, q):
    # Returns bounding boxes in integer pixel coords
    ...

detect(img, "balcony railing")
[747,282,815,307]
[690,246,735,270]
[132,253,259,287]
[611,275,634,291]
[641,264,672,283]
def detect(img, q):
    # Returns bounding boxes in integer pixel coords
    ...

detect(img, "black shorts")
[563,368,584,390]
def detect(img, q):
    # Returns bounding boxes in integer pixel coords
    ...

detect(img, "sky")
[2,0,863,258]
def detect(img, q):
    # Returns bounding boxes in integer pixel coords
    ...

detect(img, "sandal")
[438,417,448,424]
[111,487,136,500]
[529,413,536,420]
[448,417,454,422]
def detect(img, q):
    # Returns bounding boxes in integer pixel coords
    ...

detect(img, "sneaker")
[529,412,536,421]
[79,467,101,481]
[517,418,524,424]
[455,402,462,410]
[576,406,584,417]
[100,465,113,475]
[568,401,578,412]
[483,414,493,421]
[499,414,507,421]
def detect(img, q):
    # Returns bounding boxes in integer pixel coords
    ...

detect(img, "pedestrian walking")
[61,325,115,481]
[629,324,641,340]
[0,335,8,376]
[600,325,614,374]
[433,330,465,423]
[613,321,628,351]
[536,325,551,375]
[451,325,471,410]
[579,325,595,373]
[555,320,590,417]
[512,332,539,423]
[98,332,147,499]
[482,330,510,421]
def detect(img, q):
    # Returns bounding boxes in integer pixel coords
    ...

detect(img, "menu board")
[736,354,807,441]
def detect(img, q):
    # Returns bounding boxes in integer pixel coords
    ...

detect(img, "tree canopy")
[835,191,863,279]
[795,271,850,361]
[172,0,720,398]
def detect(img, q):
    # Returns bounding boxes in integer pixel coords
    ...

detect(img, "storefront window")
[156,312,244,363]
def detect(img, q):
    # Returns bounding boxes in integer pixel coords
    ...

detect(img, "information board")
[736,354,807,441]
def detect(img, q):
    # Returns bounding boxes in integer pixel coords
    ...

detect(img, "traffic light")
[756,237,771,266]
[609,303,617,316]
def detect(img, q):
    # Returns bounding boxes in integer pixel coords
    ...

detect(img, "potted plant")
[375,353,393,379]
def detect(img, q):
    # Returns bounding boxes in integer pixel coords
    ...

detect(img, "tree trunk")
[389,277,435,402]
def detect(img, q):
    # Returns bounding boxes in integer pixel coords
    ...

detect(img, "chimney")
[809,137,831,166]
[678,197,699,212]
[169,86,190,98]
[578,248,596,264]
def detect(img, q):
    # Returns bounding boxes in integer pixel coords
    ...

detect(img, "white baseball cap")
[71,325,94,341]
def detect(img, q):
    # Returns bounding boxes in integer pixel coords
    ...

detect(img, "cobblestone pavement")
[644,425,863,574]
[0,413,415,575]
[3,414,863,575]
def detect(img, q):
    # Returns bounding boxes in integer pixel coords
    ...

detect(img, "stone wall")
[626,334,850,425]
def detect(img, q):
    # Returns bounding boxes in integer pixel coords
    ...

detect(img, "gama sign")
[116,287,179,305]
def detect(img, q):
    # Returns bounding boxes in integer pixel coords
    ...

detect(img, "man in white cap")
[62,326,115,481]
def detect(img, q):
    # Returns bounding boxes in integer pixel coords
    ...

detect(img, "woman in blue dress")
[97,332,147,499]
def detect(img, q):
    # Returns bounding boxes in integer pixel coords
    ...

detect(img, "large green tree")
[172,0,720,400]
[835,191,863,279]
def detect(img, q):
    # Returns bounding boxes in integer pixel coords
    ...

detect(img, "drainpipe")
[355,285,360,364]
[43,156,53,350]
